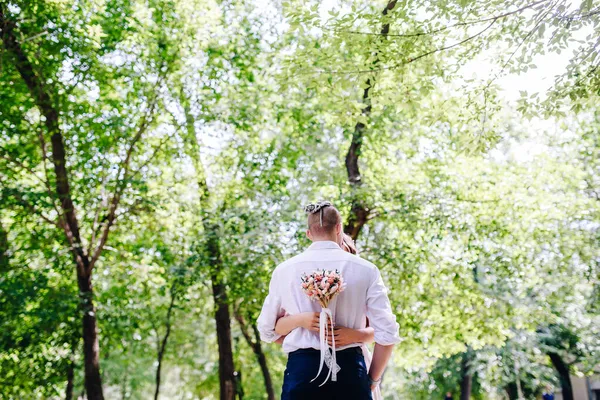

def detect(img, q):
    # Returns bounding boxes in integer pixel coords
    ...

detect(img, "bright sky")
[462,30,591,103]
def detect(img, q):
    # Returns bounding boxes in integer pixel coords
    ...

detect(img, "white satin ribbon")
[311,307,340,386]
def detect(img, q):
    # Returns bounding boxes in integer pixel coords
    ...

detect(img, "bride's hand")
[327,326,364,347]
[298,312,320,332]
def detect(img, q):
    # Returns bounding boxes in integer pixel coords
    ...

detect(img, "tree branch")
[87,179,109,258]
[555,6,600,21]
[233,308,258,351]
[317,1,551,77]
[1,5,88,273]
[89,83,163,270]
[0,179,61,227]
[0,151,53,193]
[340,19,498,75]
[324,0,550,38]
[485,4,556,90]
[128,132,174,182]
[0,148,63,222]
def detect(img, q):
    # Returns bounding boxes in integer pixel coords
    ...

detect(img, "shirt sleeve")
[365,267,401,345]
[257,269,284,343]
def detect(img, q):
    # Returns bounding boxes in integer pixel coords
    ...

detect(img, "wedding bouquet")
[301,269,345,308]
[300,269,345,385]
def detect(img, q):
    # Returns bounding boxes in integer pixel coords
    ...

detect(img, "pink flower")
[301,269,345,307]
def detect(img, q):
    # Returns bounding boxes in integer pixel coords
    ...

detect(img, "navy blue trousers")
[281,347,372,400]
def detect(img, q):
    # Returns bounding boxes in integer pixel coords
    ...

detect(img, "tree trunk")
[252,325,275,400]
[344,200,370,240]
[505,382,518,400]
[234,310,275,400]
[343,78,372,241]
[213,277,237,400]
[548,351,573,400]
[180,95,237,400]
[78,272,105,400]
[513,354,524,399]
[120,344,133,400]
[254,347,274,400]
[154,355,164,400]
[0,219,8,271]
[343,0,398,239]
[207,226,237,400]
[154,285,177,400]
[65,359,75,400]
[235,369,244,400]
[459,351,473,400]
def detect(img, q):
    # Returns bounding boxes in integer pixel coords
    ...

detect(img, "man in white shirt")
[257,202,400,399]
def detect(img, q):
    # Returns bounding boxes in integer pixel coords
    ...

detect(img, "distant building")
[553,375,600,400]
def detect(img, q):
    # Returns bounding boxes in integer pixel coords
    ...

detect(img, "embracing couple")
[258,201,400,399]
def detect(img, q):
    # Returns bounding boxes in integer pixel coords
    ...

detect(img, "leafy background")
[0,0,598,399]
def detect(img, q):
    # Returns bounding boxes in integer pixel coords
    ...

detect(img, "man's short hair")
[307,203,341,236]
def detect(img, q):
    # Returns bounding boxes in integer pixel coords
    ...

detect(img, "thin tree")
[179,97,238,399]
[153,283,178,400]
[234,308,275,400]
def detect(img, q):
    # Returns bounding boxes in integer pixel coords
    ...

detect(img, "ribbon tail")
[311,308,340,387]
[318,316,332,387]
[310,309,328,383]
[329,308,338,382]
[317,308,339,387]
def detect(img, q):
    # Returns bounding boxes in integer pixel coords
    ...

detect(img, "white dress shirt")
[257,240,401,353]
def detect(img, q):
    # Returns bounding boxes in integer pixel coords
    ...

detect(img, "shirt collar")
[307,241,342,251]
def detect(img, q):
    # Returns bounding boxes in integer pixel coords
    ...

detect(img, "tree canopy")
[1,0,598,399]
